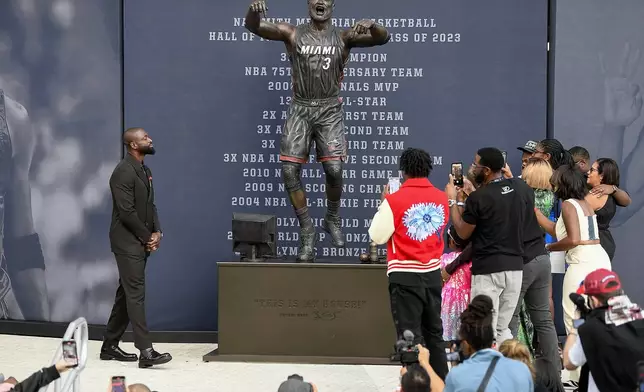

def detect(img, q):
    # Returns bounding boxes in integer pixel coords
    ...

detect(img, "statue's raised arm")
[342,19,391,48]
[244,0,296,43]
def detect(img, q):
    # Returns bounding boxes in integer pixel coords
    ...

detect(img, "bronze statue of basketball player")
[245,0,390,262]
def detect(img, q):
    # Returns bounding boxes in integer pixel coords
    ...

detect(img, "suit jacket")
[109,154,161,255]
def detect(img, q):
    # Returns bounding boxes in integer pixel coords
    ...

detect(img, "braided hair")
[537,139,575,170]
[458,295,495,351]
[400,148,433,178]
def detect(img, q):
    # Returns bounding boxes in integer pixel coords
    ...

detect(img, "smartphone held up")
[451,162,464,187]
[388,177,401,194]
[62,340,78,368]
[111,376,126,392]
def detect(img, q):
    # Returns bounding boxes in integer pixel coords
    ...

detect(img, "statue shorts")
[279,96,347,164]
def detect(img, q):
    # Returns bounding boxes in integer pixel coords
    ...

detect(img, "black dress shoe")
[100,344,138,362]
[138,349,172,368]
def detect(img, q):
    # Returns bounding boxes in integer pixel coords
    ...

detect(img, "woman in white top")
[535,165,611,333]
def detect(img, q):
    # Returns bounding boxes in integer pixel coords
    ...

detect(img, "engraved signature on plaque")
[252,298,367,321]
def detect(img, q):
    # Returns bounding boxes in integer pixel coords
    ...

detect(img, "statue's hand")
[249,0,267,15]
[600,42,643,128]
[352,19,375,35]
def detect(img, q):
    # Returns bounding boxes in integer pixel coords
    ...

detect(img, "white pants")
[562,260,612,334]
[471,270,523,346]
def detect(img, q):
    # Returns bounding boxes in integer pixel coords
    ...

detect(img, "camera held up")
[392,330,420,366]
[569,292,591,319]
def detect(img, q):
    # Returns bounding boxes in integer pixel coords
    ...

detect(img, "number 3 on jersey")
[322,57,331,70]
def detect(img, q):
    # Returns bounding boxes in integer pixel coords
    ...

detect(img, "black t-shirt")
[462,178,530,275]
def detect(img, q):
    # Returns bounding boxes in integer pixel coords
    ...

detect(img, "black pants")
[389,270,448,380]
[104,253,151,350]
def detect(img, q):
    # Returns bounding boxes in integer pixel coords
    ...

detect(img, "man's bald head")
[123,127,144,145]
[127,384,151,392]
[123,127,155,156]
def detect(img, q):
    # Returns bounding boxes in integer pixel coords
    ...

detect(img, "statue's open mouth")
[315,6,325,15]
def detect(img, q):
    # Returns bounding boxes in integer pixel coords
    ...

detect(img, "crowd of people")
[2,138,643,392]
[369,140,644,392]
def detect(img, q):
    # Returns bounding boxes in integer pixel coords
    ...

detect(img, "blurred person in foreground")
[369,148,449,379]
[444,295,534,392]
[0,359,73,392]
[277,374,317,392]
[563,269,644,392]
[398,345,445,392]
[499,339,562,392]
[101,127,171,368]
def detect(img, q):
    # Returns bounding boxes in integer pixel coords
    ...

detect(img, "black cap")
[517,140,537,153]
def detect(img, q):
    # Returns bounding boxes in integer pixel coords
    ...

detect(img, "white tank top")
[555,199,609,264]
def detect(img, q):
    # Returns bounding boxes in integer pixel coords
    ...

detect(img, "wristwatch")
[456,201,466,207]
[612,185,618,194]
[448,199,457,207]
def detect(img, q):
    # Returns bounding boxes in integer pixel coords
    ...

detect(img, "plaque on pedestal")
[203,261,397,365]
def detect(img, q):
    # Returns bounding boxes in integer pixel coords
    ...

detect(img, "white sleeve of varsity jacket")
[368,199,395,245]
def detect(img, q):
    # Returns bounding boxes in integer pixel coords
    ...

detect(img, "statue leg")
[321,160,345,247]
[313,99,347,248]
[280,101,317,262]
[282,162,316,262]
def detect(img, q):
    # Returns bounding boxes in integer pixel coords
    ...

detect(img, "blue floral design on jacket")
[402,202,446,241]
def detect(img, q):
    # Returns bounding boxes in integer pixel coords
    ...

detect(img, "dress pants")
[389,270,448,380]
[104,253,151,350]
[508,254,561,370]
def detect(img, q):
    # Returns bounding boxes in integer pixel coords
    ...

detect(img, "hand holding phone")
[501,150,507,166]
[111,376,126,392]
[388,177,401,194]
[451,163,464,187]
[61,340,78,368]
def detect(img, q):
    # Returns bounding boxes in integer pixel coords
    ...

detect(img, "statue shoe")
[322,214,345,248]
[296,227,316,262]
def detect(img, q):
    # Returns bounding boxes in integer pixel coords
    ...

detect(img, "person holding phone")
[0,358,73,392]
[446,147,536,346]
[368,147,450,380]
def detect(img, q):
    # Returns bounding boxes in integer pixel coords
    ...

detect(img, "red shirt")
[382,178,449,275]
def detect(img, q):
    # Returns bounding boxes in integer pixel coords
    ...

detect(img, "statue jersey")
[289,24,347,100]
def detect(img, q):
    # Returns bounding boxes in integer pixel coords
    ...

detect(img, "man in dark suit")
[100,127,172,368]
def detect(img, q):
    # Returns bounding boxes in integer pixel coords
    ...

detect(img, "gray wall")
[553,0,644,303]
